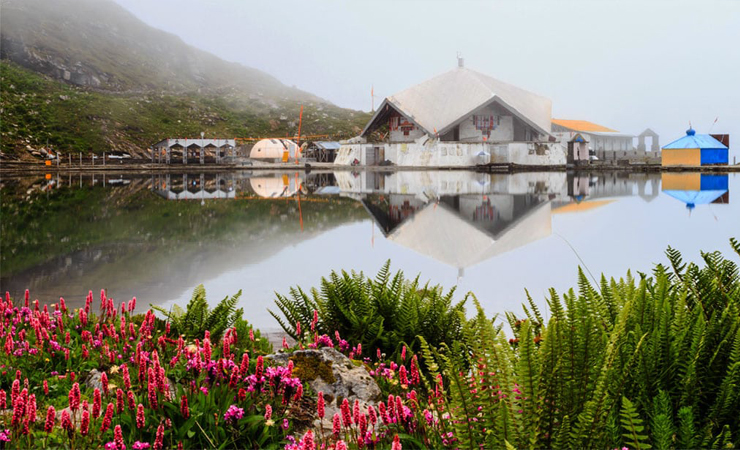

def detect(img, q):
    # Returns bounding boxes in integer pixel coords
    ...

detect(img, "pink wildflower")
[317,392,325,419]
[101,372,109,396]
[154,423,164,450]
[392,434,402,450]
[332,413,341,438]
[341,398,352,427]
[300,430,316,450]
[101,402,114,432]
[93,388,102,418]
[44,406,55,433]
[136,404,145,429]
[114,425,125,450]
[81,410,90,436]
[61,409,72,431]
[180,395,189,418]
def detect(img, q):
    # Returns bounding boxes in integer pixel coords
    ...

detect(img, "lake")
[1,170,737,331]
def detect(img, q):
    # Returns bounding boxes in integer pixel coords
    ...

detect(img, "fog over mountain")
[114,0,740,157]
[0,0,368,156]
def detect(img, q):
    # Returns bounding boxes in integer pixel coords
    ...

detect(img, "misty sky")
[115,0,739,157]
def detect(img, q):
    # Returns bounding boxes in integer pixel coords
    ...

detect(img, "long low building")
[152,138,237,163]
[551,119,634,152]
[335,60,565,167]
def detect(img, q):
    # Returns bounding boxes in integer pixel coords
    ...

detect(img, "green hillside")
[0,0,370,157]
[1,62,368,156]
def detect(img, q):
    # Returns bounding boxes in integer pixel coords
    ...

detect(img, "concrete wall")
[336,141,566,167]
[595,148,660,161]
[390,126,425,143]
[490,142,566,166]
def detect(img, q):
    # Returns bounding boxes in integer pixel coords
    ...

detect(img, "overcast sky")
[115,0,739,155]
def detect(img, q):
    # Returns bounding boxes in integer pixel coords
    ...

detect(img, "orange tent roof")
[552,119,618,133]
[552,200,615,214]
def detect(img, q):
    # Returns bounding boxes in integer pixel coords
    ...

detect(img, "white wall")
[336,141,566,167]
[491,142,566,165]
[458,106,515,142]
[390,125,425,143]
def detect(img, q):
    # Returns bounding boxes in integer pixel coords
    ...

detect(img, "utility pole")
[200,132,205,165]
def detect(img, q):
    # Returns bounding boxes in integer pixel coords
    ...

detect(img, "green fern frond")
[620,397,652,450]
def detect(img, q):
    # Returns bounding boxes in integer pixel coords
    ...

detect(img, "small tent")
[249,139,301,161]
[662,128,728,166]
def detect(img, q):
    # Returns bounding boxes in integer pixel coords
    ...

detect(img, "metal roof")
[314,141,341,150]
[663,129,728,150]
[364,67,552,137]
[552,119,617,133]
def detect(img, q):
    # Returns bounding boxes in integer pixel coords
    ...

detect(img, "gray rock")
[268,347,381,429]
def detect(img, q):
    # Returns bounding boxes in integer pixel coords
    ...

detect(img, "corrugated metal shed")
[663,129,728,150]
[364,67,552,137]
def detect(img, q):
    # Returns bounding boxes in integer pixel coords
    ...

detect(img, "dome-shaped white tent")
[249,176,303,198]
[249,139,301,161]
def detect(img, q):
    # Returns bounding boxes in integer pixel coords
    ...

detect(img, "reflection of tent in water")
[662,173,729,209]
[360,194,551,270]
[249,175,305,198]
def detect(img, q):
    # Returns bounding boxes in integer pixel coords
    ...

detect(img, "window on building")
[473,115,499,138]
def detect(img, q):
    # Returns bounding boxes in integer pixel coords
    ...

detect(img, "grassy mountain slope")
[0,0,369,156]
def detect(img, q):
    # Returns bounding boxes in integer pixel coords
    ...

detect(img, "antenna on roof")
[708,117,719,133]
[457,52,464,68]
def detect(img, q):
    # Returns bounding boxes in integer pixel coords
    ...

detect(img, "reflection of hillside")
[0,174,365,307]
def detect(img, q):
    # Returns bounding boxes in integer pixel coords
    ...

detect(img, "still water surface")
[1,170,737,330]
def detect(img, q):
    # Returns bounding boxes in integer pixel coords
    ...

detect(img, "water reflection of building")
[249,175,304,198]
[335,171,667,271]
[552,172,660,213]
[661,173,730,209]
[152,173,237,200]
[150,172,321,200]
[361,193,551,273]
[337,171,560,272]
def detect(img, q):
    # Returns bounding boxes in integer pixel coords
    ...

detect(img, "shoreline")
[2,160,739,175]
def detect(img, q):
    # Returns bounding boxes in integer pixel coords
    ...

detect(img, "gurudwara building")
[335,60,565,167]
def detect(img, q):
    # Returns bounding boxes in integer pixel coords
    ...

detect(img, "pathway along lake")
[1,170,737,330]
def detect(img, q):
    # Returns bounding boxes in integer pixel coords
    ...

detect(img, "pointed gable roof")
[362,67,552,137]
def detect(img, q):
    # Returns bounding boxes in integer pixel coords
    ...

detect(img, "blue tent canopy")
[663,128,728,150]
[662,173,729,209]
[663,190,728,209]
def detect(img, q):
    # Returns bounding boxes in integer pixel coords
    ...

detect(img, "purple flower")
[224,405,244,424]
[133,442,150,449]
[0,429,10,442]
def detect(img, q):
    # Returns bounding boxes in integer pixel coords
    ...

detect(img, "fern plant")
[414,239,740,449]
[269,261,469,356]
[152,284,248,342]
